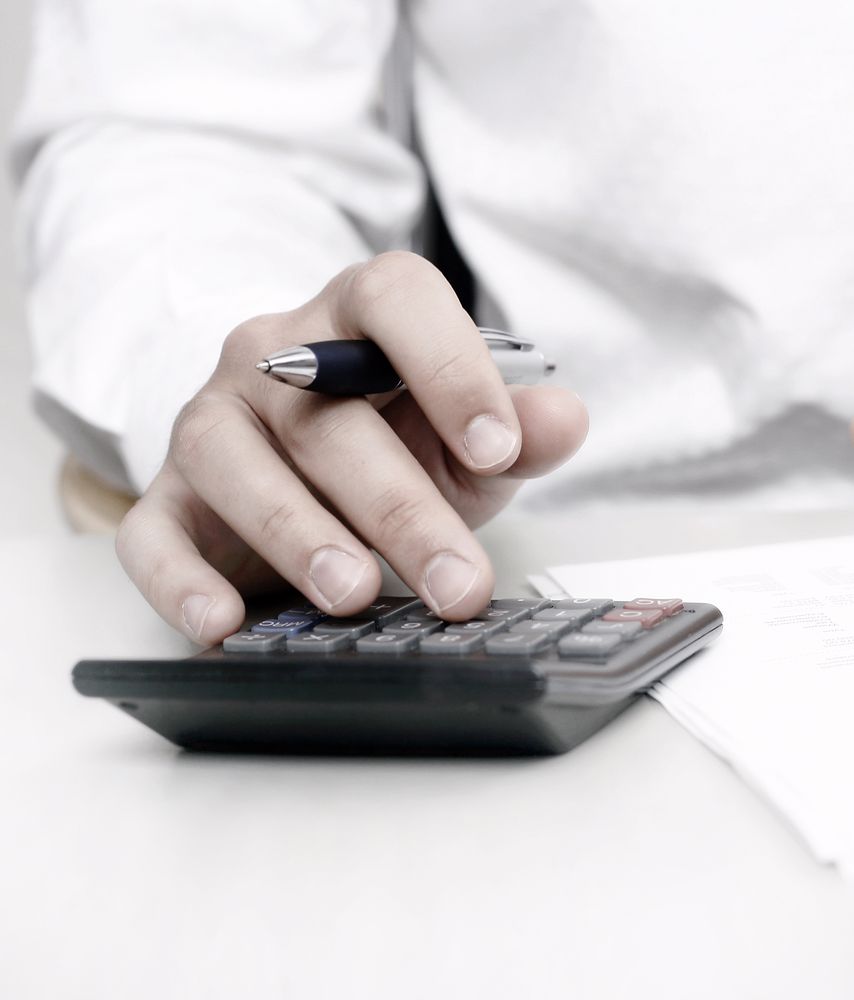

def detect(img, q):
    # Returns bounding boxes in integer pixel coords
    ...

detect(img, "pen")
[255,328,556,395]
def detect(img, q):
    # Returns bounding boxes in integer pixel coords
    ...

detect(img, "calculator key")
[312,619,376,638]
[382,620,443,637]
[552,598,615,615]
[418,632,485,655]
[360,597,424,626]
[511,619,576,637]
[286,632,353,653]
[489,598,550,613]
[445,620,508,637]
[532,607,594,626]
[355,632,421,654]
[277,601,325,618]
[277,611,326,626]
[581,619,643,639]
[472,606,532,625]
[405,607,443,623]
[222,631,287,653]
[557,632,624,659]
[601,608,665,629]
[623,598,683,616]
[251,617,317,636]
[485,631,554,655]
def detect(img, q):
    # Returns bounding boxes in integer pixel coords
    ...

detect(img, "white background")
[0,0,64,535]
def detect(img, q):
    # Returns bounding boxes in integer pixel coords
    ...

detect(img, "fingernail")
[182,594,216,639]
[424,552,481,613]
[463,414,518,469]
[310,547,368,609]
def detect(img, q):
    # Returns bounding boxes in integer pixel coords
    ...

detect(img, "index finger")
[308,252,524,475]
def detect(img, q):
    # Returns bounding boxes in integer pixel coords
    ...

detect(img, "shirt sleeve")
[11,0,424,492]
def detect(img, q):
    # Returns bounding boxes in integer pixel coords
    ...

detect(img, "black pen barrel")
[307,340,402,395]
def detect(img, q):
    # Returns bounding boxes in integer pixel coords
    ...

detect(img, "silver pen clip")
[477,328,536,351]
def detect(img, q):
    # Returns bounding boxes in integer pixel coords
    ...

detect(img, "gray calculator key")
[359,597,424,626]
[405,607,443,623]
[356,632,421,654]
[382,619,442,637]
[223,631,287,653]
[553,598,615,615]
[557,632,624,659]
[485,631,554,655]
[418,632,484,655]
[445,619,508,637]
[286,632,353,653]
[490,598,550,613]
[582,619,643,639]
[511,619,576,637]
[472,606,532,625]
[277,599,325,616]
[278,608,326,623]
[312,619,376,638]
[533,607,594,625]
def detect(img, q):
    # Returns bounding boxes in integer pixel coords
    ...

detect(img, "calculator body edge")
[72,602,722,755]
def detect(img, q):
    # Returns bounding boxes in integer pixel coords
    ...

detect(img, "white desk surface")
[3,509,854,999]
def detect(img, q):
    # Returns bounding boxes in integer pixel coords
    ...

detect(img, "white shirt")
[11,0,854,505]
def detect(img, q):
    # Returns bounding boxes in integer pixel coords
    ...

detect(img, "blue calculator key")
[251,617,317,636]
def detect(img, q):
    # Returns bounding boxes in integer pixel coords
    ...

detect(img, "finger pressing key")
[255,389,495,619]
[168,392,382,616]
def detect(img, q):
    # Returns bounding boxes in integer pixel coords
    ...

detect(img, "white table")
[3,510,854,999]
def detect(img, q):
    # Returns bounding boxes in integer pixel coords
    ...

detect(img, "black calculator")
[73,594,722,755]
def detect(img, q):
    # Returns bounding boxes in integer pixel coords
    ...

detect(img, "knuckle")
[220,313,296,369]
[170,392,229,471]
[284,396,361,459]
[141,551,175,611]
[114,504,144,566]
[258,498,300,548]
[349,251,441,317]
[370,485,431,544]
[115,504,170,606]
[420,345,474,391]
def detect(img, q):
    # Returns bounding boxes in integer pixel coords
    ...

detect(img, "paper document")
[533,535,854,878]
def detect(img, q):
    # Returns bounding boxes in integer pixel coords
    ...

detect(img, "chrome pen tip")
[255,360,271,373]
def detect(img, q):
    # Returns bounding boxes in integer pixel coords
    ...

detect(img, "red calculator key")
[601,607,665,629]
[622,598,683,617]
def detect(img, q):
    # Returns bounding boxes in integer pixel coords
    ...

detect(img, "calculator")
[73,594,722,755]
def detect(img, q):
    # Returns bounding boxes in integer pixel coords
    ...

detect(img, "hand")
[116,252,588,644]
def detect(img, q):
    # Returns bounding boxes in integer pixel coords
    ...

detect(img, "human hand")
[116,253,588,644]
